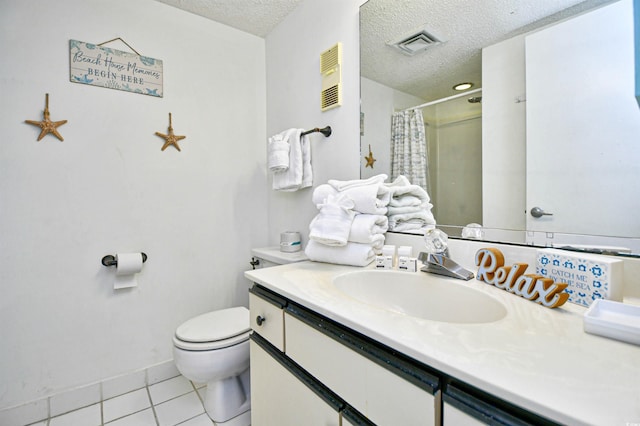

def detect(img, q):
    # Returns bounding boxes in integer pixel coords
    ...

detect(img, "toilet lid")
[175,307,250,344]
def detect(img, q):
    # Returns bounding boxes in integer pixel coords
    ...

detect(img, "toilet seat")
[174,307,250,351]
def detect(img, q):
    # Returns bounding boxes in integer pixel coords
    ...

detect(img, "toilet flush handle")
[256,315,266,326]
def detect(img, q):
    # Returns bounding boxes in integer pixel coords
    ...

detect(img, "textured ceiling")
[362,0,613,102]
[153,0,304,37]
[154,0,614,103]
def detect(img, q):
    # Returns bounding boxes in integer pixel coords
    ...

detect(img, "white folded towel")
[385,175,431,205]
[305,240,376,267]
[387,203,433,215]
[348,214,388,244]
[312,184,390,215]
[272,129,312,191]
[388,210,436,232]
[309,194,356,246]
[388,195,423,207]
[328,174,388,191]
[267,132,290,172]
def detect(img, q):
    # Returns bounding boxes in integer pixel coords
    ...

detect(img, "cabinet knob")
[530,206,553,218]
[256,315,266,326]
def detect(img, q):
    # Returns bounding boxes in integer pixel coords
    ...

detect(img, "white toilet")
[173,246,307,425]
[173,307,251,425]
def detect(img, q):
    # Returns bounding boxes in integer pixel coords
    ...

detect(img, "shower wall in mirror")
[360,0,640,255]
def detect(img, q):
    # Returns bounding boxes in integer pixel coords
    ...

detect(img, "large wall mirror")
[360,0,640,255]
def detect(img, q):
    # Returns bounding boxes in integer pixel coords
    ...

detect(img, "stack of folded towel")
[305,175,390,266]
[385,175,436,232]
[268,128,312,191]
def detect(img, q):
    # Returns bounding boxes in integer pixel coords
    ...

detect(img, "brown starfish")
[365,144,376,168]
[25,94,67,141]
[155,113,186,151]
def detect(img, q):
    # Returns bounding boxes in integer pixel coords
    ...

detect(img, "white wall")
[0,0,268,410]
[360,77,425,180]
[265,0,363,246]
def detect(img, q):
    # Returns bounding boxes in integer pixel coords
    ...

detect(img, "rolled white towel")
[309,194,355,246]
[305,240,376,267]
[267,133,289,172]
[348,214,388,244]
[312,184,389,215]
[328,174,388,191]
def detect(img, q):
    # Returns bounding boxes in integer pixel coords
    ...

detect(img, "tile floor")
[27,375,214,426]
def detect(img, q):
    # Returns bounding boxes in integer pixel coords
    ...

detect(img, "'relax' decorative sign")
[69,39,163,97]
[475,247,570,308]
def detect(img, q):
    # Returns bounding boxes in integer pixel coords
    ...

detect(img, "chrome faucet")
[418,252,475,281]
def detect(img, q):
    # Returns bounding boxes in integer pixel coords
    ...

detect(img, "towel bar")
[302,126,331,137]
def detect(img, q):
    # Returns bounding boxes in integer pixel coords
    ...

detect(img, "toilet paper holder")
[101,253,148,267]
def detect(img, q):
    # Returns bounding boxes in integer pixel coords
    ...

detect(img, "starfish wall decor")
[365,144,376,168]
[155,113,186,152]
[25,93,68,141]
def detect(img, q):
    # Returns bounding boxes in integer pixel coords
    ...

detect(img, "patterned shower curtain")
[390,109,429,191]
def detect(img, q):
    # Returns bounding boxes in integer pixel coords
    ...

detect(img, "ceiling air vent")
[388,29,444,56]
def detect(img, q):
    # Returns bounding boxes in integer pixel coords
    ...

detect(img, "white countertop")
[245,261,640,426]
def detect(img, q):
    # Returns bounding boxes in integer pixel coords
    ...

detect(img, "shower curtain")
[390,109,429,191]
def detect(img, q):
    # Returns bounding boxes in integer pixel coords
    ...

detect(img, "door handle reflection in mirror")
[530,207,553,218]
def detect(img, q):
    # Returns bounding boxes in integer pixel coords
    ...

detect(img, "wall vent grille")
[321,84,341,111]
[320,43,342,111]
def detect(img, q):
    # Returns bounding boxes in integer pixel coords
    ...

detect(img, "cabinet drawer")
[249,291,285,352]
[285,311,437,426]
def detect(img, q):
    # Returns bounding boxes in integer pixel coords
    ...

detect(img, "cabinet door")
[285,310,437,426]
[443,384,555,426]
[250,337,340,426]
[443,401,486,426]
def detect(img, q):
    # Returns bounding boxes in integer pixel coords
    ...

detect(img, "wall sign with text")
[69,39,163,97]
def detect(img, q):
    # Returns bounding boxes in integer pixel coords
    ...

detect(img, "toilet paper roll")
[114,253,143,290]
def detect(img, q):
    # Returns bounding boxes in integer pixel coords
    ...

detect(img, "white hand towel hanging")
[272,128,312,191]
[267,132,290,172]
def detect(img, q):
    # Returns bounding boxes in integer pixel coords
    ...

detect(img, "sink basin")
[332,270,507,324]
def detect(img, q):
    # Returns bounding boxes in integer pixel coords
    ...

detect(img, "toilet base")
[210,409,251,426]
[204,368,251,423]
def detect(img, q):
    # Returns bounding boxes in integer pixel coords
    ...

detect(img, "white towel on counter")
[267,132,290,172]
[328,174,388,192]
[312,184,390,215]
[272,129,312,191]
[348,214,388,244]
[305,240,376,267]
[309,194,356,246]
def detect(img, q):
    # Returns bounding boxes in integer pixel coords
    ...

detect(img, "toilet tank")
[250,246,308,269]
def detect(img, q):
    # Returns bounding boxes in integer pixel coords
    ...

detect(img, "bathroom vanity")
[245,261,640,425]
